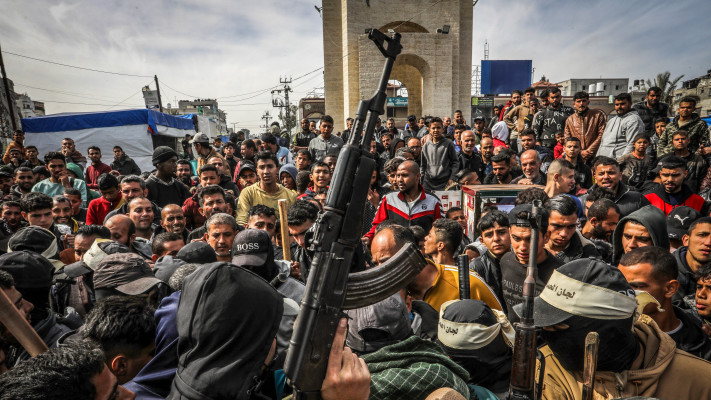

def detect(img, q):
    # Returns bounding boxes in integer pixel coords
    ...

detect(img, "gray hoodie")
[612,205,669,264]
[597,109,645,159]
[421,138,459,191]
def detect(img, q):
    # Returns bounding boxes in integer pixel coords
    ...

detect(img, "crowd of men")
[0,84,711,399]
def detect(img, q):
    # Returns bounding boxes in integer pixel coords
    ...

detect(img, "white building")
[16,93,45,119]
[556,78,630,97]
[170,99,228,135]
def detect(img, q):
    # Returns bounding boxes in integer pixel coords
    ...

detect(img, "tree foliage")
[646,71,684,104]
[277,104,298,134]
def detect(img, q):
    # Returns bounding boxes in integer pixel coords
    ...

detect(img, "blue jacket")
[124,292,180,399]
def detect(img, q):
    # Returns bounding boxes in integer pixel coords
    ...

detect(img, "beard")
[590,224,611,241]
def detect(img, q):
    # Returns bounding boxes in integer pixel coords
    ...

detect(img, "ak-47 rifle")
[508,200,545,400]
[284,29,427,400]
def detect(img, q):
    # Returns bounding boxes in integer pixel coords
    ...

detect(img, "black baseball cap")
[0,251,54,289]
[473,116,485,122]
[94,253,162,296]
[232,229,271,267]
[667,206,701,240]
[239,163,256,175]
[176,241,218,264]
[513,258,637,327]
[508,204,549,228]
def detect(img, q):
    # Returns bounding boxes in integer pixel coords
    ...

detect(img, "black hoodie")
[612,205,670,264]
[167,262,283,400]
[579,182,650,218]
[673,246,697,305]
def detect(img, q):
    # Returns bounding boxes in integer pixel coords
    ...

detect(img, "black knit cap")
[152,146,178,165]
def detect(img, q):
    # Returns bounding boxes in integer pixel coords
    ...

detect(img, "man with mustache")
[362,160,442,247]
[580,156,650,218]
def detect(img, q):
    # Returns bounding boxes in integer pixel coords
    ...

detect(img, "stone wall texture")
[322,0,473,128]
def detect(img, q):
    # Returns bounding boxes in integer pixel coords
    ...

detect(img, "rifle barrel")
[457,254,470,300]
[508,200,543,400]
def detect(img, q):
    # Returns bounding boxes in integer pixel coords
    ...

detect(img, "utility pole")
[261,110,271,133]
[271,76,293,134]
[154,75,163,113]
[231,122,238,133]
[0,44,17,131]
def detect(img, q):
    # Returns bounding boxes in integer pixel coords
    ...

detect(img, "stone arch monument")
[322,0,472,129]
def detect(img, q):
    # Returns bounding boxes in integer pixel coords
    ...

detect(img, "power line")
[2,50,153,78]
[217,101,271,105]
[163,0,444,126]
[105,89,145,111]
[14,82,135,103]
[155,80,200,99]
[35,99,144,107]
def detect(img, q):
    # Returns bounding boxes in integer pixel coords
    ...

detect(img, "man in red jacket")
[86,173,124,225]
[362,160,442,246]
[645,156,708,216]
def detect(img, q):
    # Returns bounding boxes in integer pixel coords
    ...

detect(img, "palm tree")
[646,71,684,104]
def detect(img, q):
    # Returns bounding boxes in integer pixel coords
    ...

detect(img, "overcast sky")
[2,0,709,131]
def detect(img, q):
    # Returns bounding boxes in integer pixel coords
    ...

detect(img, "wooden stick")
[0,288,48,357]
[581,331,599,400]
[278,199,291,261]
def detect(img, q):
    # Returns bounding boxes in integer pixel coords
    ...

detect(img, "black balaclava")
[540,314,639,372]
[168,262,283,400]
[450,334,512,392]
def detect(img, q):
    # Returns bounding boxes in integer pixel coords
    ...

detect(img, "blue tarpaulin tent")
[22,109,196,172]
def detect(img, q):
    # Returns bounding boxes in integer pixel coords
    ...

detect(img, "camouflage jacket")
[657,113,709,157]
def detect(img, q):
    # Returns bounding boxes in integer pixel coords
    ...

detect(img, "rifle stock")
[508,200,543,400]
[284,29,403,400]
[0,285,48,357]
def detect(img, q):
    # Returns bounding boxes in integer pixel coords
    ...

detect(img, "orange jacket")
[3,141,25,165]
